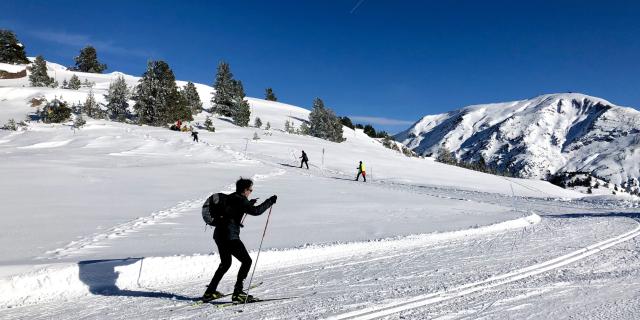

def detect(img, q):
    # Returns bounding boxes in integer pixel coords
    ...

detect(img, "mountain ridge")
[396,93,640,184]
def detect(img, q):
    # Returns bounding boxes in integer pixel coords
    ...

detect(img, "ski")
[214,295,302,309]
[170,281,264,311]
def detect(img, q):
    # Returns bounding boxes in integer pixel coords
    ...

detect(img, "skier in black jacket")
[202,178,277,303]
[299,150,309,169]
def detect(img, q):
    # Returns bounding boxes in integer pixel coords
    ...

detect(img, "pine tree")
[0,30,29,64]
[211,61,235,117]
[82,78,95,88]
[41,98,72,123]
[363,124,376,137]
[62,79,69,89]
[68,74,82,90]
[204,116,215,132]
[308,98,344,142]
[436,147,456,164]
[72,46,107,73]
[182,82,202,115]
[284,119,291,132]
[134,60,191,125]
[84,90,99,118]
[254,117,262,128]
[340,116,354,129]
[253,132,260,140]
[232,79,245,100]
[330,110,345,142]
[265,122,271,130]
[73,114,87,128]
[104,75,130,121]
[233,99,251,127]
[2,119,17,131]
[265,88,277,101]
[28,55,55,87]
[71,101,83,115]
[299,122,310,135]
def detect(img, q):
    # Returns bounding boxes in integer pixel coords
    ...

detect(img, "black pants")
[356,171,366,182]
[300,160,309,169]
[193,136,198,142]
[206,238,252,294]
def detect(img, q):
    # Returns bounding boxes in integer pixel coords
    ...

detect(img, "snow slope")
[396,93,640,184]
[3,61,640,319]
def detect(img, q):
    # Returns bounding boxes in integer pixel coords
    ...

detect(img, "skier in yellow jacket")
[355,161,366,182]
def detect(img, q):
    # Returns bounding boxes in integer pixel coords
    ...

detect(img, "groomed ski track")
[2,197,639,319]
[329,218,640,320]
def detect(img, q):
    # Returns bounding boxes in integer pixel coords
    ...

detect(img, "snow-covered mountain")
[396,93,640,184]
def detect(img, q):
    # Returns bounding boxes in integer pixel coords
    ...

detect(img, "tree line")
[1,29,356,144]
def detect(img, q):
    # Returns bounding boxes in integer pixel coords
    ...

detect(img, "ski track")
[328,219,640,320]
[4,213,636,320]
[39,168,287,260]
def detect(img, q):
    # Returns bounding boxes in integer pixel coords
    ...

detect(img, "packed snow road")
[2,183,639,319]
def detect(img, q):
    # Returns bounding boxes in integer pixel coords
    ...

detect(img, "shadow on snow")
[78,258,194,301]
[541,212,640,220]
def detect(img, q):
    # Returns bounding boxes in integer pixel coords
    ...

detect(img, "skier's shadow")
[279,163,300,168]
[541,212,640,219]
[78,258,194,301]
[329,176,356,182]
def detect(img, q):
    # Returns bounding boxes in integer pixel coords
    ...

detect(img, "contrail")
[350,0,366,14]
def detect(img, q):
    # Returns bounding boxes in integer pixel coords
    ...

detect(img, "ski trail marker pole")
[243,205,274,309]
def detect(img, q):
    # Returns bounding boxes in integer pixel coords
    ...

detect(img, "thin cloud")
[29,30,153,58]
[349,116,414,126]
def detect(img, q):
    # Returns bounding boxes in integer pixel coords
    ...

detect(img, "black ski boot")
[232,290,258,303]
[201,290,223,303]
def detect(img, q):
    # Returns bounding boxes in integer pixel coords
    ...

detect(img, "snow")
[1,60,640,319]
[0,63,26,73]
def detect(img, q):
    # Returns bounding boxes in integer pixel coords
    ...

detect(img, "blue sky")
[2,0,640,133]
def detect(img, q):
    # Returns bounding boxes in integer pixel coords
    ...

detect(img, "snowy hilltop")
[396,93,640,184]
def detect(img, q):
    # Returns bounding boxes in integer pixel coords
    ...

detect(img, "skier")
[191,130,199,142]
[355,161,366,182]
[201,178,277,303]
[299,150,309,169]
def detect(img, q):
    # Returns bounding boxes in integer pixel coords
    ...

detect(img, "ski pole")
[243,205,273,309]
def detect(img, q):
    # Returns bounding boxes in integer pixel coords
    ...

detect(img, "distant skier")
[355,161,366,182]
[191,130,199,142]
[201,178,277,303]
[299,150,309,169]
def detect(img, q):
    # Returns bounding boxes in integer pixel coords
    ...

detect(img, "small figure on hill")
[191,130,199,143]
[202,178,277,303]
[355,161,366,182]
[300,150,309,169]
[170,119,182,131]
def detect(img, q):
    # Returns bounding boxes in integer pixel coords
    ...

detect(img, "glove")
[249,199,258,205]
[269,195,277,204]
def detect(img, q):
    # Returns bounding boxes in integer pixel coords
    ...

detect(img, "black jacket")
[300,151,308,161]
[213,192,274,240]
